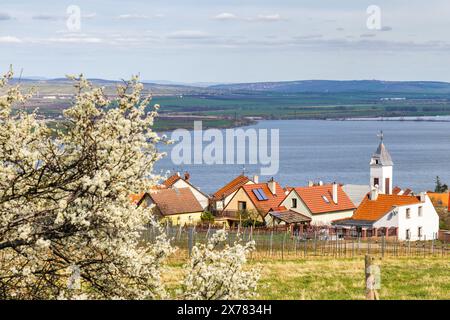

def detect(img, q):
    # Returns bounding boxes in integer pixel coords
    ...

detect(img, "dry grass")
[163,256,450,300]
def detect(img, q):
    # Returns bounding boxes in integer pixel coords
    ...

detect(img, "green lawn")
[164,257,450,300]
[256,257,450,300]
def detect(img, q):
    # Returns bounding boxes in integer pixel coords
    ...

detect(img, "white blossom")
[0,67,259,300]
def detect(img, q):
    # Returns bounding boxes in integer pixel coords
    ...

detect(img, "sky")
[1,0,450,83]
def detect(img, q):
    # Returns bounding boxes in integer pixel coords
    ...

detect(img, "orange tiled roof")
[294,184,356,215]
[241,182,285,215]
[212,175,251,200]
[270,206,287,212]
[352,193,421,221]
[149,188,203,216]
[162,174,181,187]
[428,192,449,208]
[129,193,145,205]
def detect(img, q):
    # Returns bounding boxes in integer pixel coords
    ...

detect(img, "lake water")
[154,120,450,194]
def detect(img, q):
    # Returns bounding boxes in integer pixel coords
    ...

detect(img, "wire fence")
[141,225,449,260]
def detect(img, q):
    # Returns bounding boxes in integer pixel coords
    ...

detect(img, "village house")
[162,172,209,210]
[218,178,286,227]
[280,182,356,225]
[334,188,439,240]
[333,137,440,240]
[134,188,204,226]
[210,174,255,212]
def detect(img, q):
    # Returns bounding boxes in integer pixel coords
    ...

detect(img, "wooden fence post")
[365,255,380,300]
[270,231,273,256]
[188,226,194,257]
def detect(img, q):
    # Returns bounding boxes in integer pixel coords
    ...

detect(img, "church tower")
[370,131,393,195]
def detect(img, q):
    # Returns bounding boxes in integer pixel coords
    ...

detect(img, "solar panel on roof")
[252,189,263,200]
[253,188,268,201]
[258,188,269,200]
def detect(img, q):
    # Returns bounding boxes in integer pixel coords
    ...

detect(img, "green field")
[12,80,450,131]
[163,257,450,300]
[152,92,450,120]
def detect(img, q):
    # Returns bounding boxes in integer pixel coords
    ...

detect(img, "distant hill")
[9,78,450,96]
[210,80,450,94]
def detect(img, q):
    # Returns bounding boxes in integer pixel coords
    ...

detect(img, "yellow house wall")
[164,211,203,226]
[224,188,258,212]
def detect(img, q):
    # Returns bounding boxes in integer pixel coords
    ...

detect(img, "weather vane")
[377,130,384,142]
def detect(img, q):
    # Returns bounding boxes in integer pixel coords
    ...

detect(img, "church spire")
[372,131,393,166]
[370,131,393,194]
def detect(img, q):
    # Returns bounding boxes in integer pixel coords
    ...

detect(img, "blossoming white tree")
[0,67,258,300]
[182,230,259,300]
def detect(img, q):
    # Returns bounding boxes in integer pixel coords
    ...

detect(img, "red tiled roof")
[241,182,285,215]
[149,188,203,216]
[293,184,356,215]
[212,175,251,200]
[352,194,421,221]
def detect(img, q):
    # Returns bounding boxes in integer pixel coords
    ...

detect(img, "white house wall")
[281,191,312,218]
[374,196,439,240]
[311,210,354,225]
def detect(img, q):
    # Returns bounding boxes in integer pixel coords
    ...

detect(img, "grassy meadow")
[163,256,450,300]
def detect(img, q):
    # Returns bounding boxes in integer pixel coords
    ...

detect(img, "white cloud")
[253,14,284,22]
[167,30,211,40]
[46,37,103,43]
[0,36,22,43]
[213,13,238,21]
[117,14,149,20]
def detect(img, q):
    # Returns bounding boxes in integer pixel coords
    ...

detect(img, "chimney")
[253,175,259,184]
[318,180,324,186]
[419,192,427,202]
[184,172,190,181]
[332,182,338,204]
[308,180,314,187]
[369,187,379,201]
[268,177,276,195]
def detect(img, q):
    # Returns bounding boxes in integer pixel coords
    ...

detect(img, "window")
[406,208,411,219]
[322,195,330,203]
[406,229,411,240]
[418,227,423,238]
[418,206,423,217]
[292,198,297,208]
[385,178,390,194]
[374,178,379,187]
[238,201,247,211]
